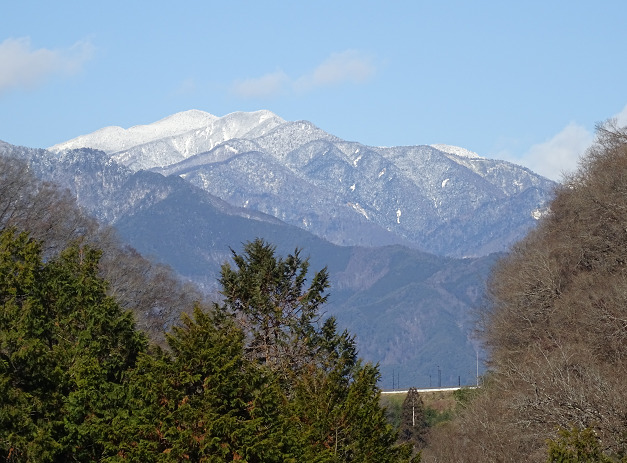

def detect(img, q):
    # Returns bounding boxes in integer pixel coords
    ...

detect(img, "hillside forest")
[0,155,414,461]
[422,121,627,462]
[1,121,627,462]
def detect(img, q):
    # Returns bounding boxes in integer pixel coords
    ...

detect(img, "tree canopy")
[0,231,410,462]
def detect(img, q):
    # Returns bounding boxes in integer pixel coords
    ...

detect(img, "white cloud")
[0,37,93,94]
[230,50,375,99]
[509,105,627,182]
[231,70,290,99]
[519,123,594,181]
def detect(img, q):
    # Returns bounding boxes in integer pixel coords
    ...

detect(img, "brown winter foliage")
[423,122,627,462]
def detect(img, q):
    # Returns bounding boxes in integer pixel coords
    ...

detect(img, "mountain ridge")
[0,109,556,387]
[50,109,555,257]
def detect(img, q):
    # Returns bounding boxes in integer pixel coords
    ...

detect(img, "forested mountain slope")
[423,123,627,462]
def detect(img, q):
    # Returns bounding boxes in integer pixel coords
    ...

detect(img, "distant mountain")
[0,109,556,389]
[1,140,493,388]
[50,110,285,171]
[49,110,556,258]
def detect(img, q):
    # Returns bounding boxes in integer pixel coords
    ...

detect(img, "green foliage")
[220,239,410,462]
[110,306,291,462]
[0,229,146,462]
[0,233,411,461]
[423,406,453,428]
[219,238,330,372]
[288,324,406,462]
[452,386,481,409]
[547,427,624,463]
[381,394,405,429]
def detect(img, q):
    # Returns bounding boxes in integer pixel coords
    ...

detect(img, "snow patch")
[531,208,549,220]
[349,202,369,219]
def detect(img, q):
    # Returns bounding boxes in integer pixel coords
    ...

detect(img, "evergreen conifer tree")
[219,238,329,374]
[219,239,411,462]
[112,305,294,462]
[398,387,428,453]
[0,229,146,462]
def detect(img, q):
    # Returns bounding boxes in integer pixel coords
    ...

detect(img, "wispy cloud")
[294,50,376,91]
[501,104,627,181]
[231,70,290,99]
[0,37,94,94]
[230,50,375,99]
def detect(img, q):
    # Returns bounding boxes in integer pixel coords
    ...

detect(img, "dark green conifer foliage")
[398,388,427,453]
[0,229,146,462]
[113,305,292,462]
[219,238,329,373]
[219,239,411,463]
[0,231,413,462]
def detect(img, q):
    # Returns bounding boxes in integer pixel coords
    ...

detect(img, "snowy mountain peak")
[48,109,284,157]
[431,144,483,159]
[48,109,217,154]
[151,109,219,132]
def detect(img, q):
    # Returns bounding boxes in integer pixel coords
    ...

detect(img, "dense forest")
[421,122,627,462]
[0,155,415,461]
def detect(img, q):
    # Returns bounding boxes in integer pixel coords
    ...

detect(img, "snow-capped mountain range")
[0,109,557,387]
[49,109,555,258]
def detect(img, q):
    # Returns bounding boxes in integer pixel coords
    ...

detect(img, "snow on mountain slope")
[112,110,285,171]
[48,109,556,257]
[49,110,218,154]
[49,109,285,170]
[253,120,340,159]
[431,144,482,159]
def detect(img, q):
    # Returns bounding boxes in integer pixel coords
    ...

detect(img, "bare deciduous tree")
[423,122,627,462]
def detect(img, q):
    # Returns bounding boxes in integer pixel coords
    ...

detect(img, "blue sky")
[1,1,626,181]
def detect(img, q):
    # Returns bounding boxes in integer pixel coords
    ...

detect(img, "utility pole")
[437,365,441,388]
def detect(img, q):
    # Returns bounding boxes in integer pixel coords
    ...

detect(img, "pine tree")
[398,388,427,453]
